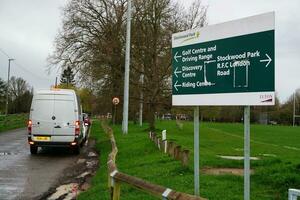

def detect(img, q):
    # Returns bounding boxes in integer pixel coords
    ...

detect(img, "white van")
[28,89,86,154]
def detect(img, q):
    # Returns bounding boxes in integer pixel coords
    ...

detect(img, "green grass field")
[0,114,28,132]
[79,120,300,200]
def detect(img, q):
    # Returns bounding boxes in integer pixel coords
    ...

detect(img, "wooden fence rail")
[101,121,207,200]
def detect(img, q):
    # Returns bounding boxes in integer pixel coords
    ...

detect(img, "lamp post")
[5,58,14,116]
[122,0,132,134]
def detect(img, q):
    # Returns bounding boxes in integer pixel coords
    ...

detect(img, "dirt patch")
[202,167,254,176]
[35,139,99,200]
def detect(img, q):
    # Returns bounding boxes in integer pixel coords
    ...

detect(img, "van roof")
[35,89,76,96]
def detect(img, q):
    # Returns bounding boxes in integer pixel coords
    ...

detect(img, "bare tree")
[130,0,207,130]
[48,0,207,129]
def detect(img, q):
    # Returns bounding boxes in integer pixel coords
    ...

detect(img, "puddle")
[233,148,243,152]
[261,153,277,157]
[218,155,260,160]
[0,152,16,156]
[284,146,300,151]
[202,167,254,176]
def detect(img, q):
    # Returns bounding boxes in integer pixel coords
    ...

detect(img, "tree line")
[47,0,299,128]
[0,77,33,114]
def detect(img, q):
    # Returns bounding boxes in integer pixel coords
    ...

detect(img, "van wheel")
[30,145,38,154]
[72,146,80,155]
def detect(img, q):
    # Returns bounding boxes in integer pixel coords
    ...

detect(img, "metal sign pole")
[113,105,117,125]
[194,106,200,196]
[122,0,132,134]
[244,106,250,200]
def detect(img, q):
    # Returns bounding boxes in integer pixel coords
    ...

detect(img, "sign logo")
[173,31,200,45]
[260,94,273,103]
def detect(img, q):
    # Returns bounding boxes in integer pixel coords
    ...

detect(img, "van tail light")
[28,120,32,133]
[75,120,80,135]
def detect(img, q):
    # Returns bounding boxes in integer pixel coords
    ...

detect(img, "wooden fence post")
[112,181,121,200]
[174,145,181,160]
[164,140,167,153]
[152,133,156,141]
[181,149,190,167]
[157,138,161,150]
[168,142,174,157]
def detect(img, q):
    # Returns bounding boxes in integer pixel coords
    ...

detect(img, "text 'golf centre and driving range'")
[172,12,275,106]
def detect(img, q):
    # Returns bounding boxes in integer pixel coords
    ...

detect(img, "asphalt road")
[0,128,79,200]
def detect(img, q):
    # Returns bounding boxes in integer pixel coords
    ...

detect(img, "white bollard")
[164,140,168,153]
[162,130,167,153]
[162,130,166,141]
[289,189,300,200]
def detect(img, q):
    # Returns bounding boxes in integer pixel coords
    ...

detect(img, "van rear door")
[53,94,76,136]
[31,95,54,136]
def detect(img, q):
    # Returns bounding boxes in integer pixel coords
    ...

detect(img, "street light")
[5,58,14,116]
[122,0,132,134]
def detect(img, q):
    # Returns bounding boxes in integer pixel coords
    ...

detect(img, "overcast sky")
[0,0,299,103]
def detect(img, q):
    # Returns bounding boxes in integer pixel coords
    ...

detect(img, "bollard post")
[167,142,174,156]
[162,130,166,140]
[181,150,190,167]
[289,189,300,200]
[157,138,161,150]
[164,140,168,153]
[174,146,181,160]
[113,181,121,200]
[110,170,119,200]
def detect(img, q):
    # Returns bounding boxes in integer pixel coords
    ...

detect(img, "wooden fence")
[149,131,190,167]
[101,121,207,200]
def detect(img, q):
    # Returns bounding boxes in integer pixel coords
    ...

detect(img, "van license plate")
[34,136,50,141]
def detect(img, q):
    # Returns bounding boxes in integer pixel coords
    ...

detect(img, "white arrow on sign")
[174,67,182,78]
[260,54,272,67]
[174,81,182,91]
[174,52,182,62]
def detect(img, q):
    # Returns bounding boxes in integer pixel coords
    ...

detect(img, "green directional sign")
[172,12,275,106]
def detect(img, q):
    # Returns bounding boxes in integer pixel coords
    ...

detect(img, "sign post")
[244,106,250,200]
[194,106,200,196]
[112,97,120,125]
[172,12,275,199]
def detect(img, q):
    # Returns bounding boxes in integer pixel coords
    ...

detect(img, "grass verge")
[77,120,111,200]
[0,113,28,133]
[78,120,300,199]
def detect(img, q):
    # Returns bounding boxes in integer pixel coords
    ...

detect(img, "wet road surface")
[0,128,78,200]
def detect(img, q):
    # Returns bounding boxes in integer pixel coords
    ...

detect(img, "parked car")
[177,114,189,121]
[162,113,172,120]
[28,89,86,155]
[82,113,91,126]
